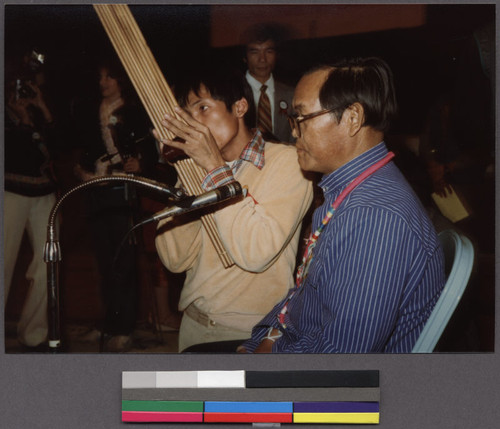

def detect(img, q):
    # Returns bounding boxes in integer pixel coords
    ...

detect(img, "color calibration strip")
[123,370,379,389]
[122,371,380,424]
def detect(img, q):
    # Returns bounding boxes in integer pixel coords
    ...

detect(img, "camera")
[15,79,37,99]
[14,50,45,100]
[26,50,45,73]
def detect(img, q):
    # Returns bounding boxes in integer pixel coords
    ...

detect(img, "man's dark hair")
[98,56,135,102]
[316,57,398,133]
[174,65,256,129]
[241,23,287,49]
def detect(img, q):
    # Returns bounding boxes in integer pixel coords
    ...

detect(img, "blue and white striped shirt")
[244,142,445,353]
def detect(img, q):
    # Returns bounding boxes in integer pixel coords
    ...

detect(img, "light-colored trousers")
[4,191,56,347]
[178,312,250,353]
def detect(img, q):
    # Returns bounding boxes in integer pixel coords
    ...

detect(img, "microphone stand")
[44,174,185,353]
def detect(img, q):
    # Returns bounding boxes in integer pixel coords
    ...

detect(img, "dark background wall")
[4,4,494,138]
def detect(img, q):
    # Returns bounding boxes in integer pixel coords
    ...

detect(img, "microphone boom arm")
[44,174,186,352]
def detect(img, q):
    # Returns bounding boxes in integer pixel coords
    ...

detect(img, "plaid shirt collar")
[235,129,266,172]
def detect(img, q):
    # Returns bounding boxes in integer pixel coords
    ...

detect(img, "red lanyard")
[279,151,395,327]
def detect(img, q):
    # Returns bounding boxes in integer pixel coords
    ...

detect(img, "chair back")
[412,229,474,353]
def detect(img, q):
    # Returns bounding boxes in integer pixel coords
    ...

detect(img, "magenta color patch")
[122,411,203,422]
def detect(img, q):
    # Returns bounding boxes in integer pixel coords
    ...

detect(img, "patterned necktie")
[257,84,272,134]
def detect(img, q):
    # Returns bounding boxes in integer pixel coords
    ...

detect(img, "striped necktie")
[257,84,272,134]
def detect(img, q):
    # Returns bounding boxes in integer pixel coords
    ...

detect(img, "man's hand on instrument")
[155,106,225,172]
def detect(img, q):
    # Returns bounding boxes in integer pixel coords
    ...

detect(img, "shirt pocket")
[303,252,325,290]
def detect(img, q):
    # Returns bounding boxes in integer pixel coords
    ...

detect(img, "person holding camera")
[73,58,171,351]
[4,57,57,351]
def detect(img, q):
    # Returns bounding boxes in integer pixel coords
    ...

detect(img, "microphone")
[131,176,186,200]
[140,182,245,225]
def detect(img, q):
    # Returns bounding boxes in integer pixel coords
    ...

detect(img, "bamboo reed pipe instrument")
[94,4,234,268]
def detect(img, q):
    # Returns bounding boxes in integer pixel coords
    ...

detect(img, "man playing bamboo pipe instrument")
[240,57,446,353]
[154,66,313,352]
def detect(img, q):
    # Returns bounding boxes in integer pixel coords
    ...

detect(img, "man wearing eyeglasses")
[240,57,446,353]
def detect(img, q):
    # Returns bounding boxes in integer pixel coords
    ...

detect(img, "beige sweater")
[155,142,313,332]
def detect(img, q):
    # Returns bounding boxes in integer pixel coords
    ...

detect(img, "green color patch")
[122,400,204,412]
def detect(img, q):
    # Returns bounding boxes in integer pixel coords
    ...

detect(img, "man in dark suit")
[242,23,294,143]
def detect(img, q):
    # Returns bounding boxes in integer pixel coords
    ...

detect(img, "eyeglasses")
[287,107,337,137]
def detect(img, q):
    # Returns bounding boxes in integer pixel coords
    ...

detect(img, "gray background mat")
[1,352,499,428]
[121,387,381,402]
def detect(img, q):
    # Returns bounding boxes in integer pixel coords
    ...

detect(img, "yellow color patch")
[293,412,380,424]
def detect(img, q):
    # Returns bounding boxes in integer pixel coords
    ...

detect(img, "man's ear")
[234,97,249,118]
[345,102,365,136]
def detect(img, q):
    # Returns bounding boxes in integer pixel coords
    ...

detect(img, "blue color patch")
[204,401,293,413]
